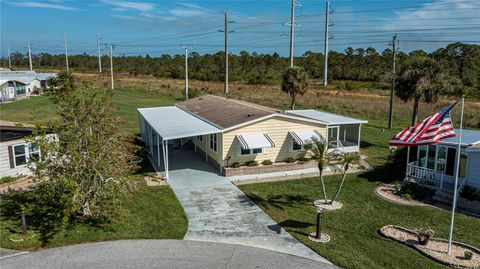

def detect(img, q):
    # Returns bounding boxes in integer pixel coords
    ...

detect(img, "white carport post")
[205,135,208,161]
[163,139,169,180]
[156,135,161,169]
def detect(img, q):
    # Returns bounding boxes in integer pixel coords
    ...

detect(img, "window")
[12,142,40,167]
[240,147,263,156]
[209,134,217,152]
[291,139,303,151]
[197,135,203,141]
[13,144,27,166]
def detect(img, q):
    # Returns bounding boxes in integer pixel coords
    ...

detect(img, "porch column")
[162,139,167,179]
[149,125,153,154]
[405,147,411,180]
[165,140,169,180]
[357,124,362,148]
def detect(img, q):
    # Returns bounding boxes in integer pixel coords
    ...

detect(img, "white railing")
[406,162,445,189]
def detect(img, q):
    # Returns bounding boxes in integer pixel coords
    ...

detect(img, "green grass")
[0,159,188,250]
[238,125,480,269]
[0,87,179,133]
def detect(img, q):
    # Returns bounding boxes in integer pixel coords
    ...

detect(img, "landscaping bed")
[379,225,480,268]
[375,185,428,206]
[224,160,317,177]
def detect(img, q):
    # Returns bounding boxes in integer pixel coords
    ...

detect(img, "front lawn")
[0,159,188,250]
[239,175,480,269]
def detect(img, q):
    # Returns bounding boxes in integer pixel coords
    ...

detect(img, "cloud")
[102,0,155,11]
[8,1,80,11]
[169,9,207,17]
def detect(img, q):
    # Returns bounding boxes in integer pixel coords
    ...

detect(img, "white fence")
[406,162,445,189]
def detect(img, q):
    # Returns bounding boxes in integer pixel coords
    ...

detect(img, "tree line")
[2,42,479,96]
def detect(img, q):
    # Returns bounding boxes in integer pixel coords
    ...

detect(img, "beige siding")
[0,139,33,177]
[222,116,327,165]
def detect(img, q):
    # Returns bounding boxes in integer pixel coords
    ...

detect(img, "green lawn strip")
[239,175,480,269]
[0,182,188,250]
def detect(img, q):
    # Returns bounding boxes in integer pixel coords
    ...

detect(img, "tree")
[395,56,449,125]
[304,137,330,204]
[47,70,75,101]
[281,66,309,110]
[32,86,139,220]
[330,152,361,204]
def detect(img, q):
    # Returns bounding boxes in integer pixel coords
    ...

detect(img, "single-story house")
[406,129,480,190]
[0,122,40,177]
[0,80,28,102]
[138,95,367,180]
[0,71,56,98]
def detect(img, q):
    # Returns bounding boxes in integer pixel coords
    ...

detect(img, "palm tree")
[395,56,449,126]
[330,152,361,204]
[304,137,330,204]
[281,66,309,110]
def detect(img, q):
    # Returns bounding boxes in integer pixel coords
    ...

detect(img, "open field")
[238,126,480,269]
[0,158,188,250]
[1,74,479,131]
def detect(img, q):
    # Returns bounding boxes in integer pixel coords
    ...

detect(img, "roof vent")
[247,114,254,117]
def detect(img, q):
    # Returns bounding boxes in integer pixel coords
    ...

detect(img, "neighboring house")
[138,95,367,179]
[0,122,40,177]
[0,80,28,102]
[0,71,56,98]
[406,129,480,191]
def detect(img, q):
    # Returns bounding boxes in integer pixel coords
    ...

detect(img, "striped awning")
[236,133,275,150]
[289,130,325,145]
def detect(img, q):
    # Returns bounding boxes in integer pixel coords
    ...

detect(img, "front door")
[328,126,339,147]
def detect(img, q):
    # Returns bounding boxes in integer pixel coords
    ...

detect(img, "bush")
[230,162,240,168]
[261,160,273,165]
[285,157,296,163]
[245,160,258,167]
[297,156,309,162]
[0,176,16,185]
[460,186,480,201]
[400,182,435,201]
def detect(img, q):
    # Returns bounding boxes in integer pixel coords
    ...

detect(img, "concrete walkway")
[167,148,333,265]
[0,240,337,269]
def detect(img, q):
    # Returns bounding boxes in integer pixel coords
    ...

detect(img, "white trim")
[11,142,40,168]
[236,140,264,156]
[289,137,304,152]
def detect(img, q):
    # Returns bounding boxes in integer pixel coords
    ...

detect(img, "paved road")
[0,240,337,269]
[167,148,332,265]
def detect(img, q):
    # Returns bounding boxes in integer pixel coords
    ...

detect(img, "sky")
[1,0,479,57]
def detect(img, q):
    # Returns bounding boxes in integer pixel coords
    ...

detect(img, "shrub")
[400,182,435,200]
[297,156,309,162]
[416,227,435,238]
[245,160,258,167]
[231,162,240,168]
[0,176,16,185]
[285,157,296,163]
[460,186,480,201]
[261,160,273,165]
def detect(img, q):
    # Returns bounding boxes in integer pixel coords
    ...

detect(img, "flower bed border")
[379,225,480,269]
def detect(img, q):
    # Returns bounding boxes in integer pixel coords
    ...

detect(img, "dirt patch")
[380,225,480,268]
[375,185,428,206]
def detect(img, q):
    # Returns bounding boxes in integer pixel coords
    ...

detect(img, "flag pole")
[405,146,410,180]
[447,96,464,255]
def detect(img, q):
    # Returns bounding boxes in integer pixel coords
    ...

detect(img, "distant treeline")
[2,42,479,93]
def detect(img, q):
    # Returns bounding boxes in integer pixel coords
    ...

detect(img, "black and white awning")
[236,133,275,150]
[289,130,325,145]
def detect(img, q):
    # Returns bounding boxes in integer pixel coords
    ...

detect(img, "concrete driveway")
[167,148,332,265]
[0,240,337,269]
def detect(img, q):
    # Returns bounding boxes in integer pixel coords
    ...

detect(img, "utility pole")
[224,12,229,94]
[388,34,398,129]
[97,35,102,74]
[323,0,330,86]
[7,44,11,69]
[181,46,191,100]
[108,44,115,90]
[289,0,295,67]
[28,41,33,71]
[219,12,234,94]
[64,32,69,71]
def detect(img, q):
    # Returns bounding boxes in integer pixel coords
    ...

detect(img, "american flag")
[389,102,457,146]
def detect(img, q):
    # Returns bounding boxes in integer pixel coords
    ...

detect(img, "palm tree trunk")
[412,97,419,126]
[319,168,328,203]
[291,94,296,110]
[331,171,348,204]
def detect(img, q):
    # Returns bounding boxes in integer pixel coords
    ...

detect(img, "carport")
[138,107,221,181]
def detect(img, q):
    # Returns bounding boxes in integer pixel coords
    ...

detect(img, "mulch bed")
[375,185,427,206]
[379,225,480,268]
